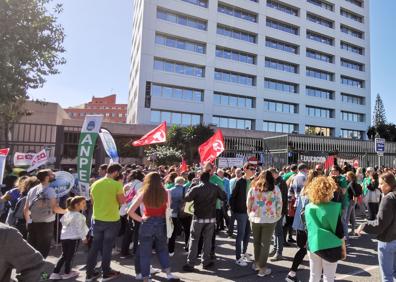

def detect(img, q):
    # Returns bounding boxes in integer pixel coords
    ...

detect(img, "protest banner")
[218,157,244,168]
[27,149,48,172]
[49,171,75,198]
[0,148,10,182]
[13,152,36,167]
[77,115,103,199]
[99,128,119,163]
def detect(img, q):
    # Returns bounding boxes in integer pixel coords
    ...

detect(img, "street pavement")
[39,224,382,282]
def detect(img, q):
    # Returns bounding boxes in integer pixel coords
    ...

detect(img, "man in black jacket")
[183,172,226,272]
[269,168,288,261]
[230,163,256,267]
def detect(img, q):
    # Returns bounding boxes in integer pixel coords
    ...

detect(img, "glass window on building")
[305,125,333,137]
[150,110,202,126]
[213,116,254,130]
[263,121,297,133]
[341,129,363,139]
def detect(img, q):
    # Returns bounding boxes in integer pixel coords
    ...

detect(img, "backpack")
[6,196,27,226]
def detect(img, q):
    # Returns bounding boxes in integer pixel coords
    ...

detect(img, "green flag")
[77,115,103,199]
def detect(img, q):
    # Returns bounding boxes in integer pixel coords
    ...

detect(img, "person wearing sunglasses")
[230,163,256,267]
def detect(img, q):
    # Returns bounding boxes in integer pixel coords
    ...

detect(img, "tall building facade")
[128,0,370,139]
[66,94,127,123]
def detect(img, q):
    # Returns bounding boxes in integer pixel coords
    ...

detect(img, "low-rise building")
[65,94,127,123]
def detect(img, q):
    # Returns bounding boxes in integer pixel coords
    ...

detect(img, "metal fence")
[262,134,396,168]
[2,123,396,168]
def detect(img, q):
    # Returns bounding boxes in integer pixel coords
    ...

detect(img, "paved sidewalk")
[37,230,381,282]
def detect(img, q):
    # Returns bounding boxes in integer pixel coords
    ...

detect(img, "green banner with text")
[77,115,103,199]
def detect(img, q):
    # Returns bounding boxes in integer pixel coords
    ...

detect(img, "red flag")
[0,148,10,156]
[324,155,335,170]
[198,130,225,164]
[180,158,188,173]
[132,122,167,146]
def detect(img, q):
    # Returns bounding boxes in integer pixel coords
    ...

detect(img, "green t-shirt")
[165,183,175,190]
[305,201,342,253]
[362,177,372,196]
[282,171,296,182]
[210,174,224,209]
[91,177,123,222]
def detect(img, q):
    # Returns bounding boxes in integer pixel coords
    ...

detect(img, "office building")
[128,0,370,139]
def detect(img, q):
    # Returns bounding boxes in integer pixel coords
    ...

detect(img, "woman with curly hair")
[304,176,346,282]
[286,170,319,282]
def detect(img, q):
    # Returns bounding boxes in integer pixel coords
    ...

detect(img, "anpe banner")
[0,148,10,183]
[77,115,103,199]
[99,129,119,163]
[13,152,36,167]
[27,149,48,172]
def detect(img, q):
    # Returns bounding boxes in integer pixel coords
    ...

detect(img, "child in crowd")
[50,196,89,280]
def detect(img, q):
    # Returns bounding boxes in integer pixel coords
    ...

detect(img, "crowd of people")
[1,160,396,282]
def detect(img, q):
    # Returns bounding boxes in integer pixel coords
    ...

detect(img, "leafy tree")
[167,124,214,163]
[0,0,66,146]
[145,145,183,166]
[372,93,387,127]
[367,123,396,142]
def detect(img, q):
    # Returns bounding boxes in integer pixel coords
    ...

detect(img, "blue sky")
[29,1,396,122]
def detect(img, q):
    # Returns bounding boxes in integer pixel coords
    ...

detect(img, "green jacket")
[305,201,342,253]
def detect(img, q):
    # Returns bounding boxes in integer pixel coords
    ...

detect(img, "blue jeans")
[378,240,396,282]
[342,208,349,242]
[235,213,250,260]
[273,216,284,255]
[86,220,120,276]
[346,200,356,233]
[139,217,170,278]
